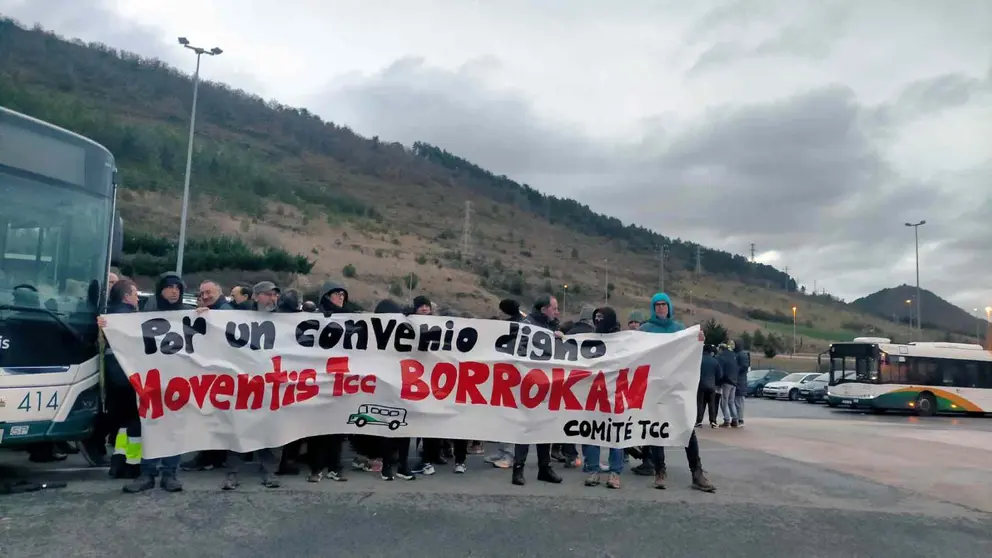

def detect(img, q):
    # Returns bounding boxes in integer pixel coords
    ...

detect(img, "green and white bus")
[0,106,123,456]
[826,337,992,415]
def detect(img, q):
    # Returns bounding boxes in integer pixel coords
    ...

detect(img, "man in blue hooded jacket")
[638,293,716,492]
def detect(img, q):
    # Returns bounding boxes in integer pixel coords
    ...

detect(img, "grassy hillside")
[0,18,969,351]
[853,285,987,340]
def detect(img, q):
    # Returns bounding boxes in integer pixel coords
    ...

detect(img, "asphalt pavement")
[1,398,990,557]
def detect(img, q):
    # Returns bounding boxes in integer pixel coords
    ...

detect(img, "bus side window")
[979,363,992,389]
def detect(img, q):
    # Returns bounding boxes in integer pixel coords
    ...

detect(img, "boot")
[653,469,667,490]
[123,474,156,494]
[511,465,525,486]
[159,475,183,493]
[537,465,562,484]
[691,469,716,493]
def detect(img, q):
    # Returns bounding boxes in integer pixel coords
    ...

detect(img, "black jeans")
[513,443,551,468]
[384,438,412,474]
[452,440,468,465]
[420,438,446,464]
[650,430,702,473]
[306,434,343,474]
[696,387,718,425]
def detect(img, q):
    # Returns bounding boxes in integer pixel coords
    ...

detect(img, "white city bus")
[0,106,122,457]
[825,337,992,415]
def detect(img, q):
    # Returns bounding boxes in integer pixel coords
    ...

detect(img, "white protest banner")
[101,311,703,459]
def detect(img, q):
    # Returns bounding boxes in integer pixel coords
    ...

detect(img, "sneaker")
[490,456,513,469]
[694,422,703,428]
[351,457,369,471]
[221,473,239,491]
[564,456,582,469]
[653,470,667,490]
[738,420,745,428]
[160,475,183,492]
[550,449,566,463]
[307,472,323,483]
[454,463,467,474]
[710,422,719,428]
[180,457,208,472]
[123,474,156,494]
[381,465,395,481]
[469,442,485,455]
[691,469,716,493]
[411,462,436,475]
[719,421,730,428]
[730,419,740,428]
[584,472,601,486]
[606,472,621,489]
[325,470,347,482]
[363,458,383,473]
[262,476,281,489]
[394,470,416,481]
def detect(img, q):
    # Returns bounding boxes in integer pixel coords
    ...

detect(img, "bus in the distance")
[0,106,122,459]
[825,337,992,416]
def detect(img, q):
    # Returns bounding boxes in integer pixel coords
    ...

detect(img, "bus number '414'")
[18,391,59,413]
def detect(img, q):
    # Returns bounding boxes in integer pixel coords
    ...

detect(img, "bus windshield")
[828,343,879,385]
[0,168,112,367]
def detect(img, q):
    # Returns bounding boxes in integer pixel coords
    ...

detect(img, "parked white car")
[762,372,822,401]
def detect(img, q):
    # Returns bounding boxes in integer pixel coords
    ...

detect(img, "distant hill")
[852,285,985,337]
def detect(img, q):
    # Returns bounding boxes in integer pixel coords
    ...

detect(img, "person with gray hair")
[252,281,280,312]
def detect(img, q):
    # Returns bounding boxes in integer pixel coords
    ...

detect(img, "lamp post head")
[210,47,223,55]
[178,37,189,45]
[563,284,568,290]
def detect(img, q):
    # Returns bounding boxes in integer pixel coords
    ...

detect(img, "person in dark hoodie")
[566,305,596,334]
[554,305,597,468]
[99,279,143,480]
[318,280,357,314]
[696,345,723,428]
[123,272,185,493]
[372,299,416,481]
[511,295,563,486]
[734,340,750,427]
[484,299,525,469]
[581,307,627,489]
[638,292,716,493]
[716,343,740,428]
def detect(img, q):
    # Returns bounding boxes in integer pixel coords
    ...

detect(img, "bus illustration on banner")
[347,404,408,431]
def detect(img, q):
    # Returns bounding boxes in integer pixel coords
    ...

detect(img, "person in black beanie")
[510,295,563,486]
[498,299,525,322]
[412,295,432,315]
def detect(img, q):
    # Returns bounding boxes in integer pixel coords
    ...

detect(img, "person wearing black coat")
[697,345,723,428]
[101,279,143,480]
[716,344,741,427]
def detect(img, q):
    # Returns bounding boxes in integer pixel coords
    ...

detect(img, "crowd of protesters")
[90,270,727,494]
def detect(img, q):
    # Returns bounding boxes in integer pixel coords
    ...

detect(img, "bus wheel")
[916,393,937,417]
[355,418,368,427]
[388,421,401,431]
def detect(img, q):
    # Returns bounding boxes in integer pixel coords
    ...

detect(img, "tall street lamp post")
[791,305,797,357]
[904,220,926,337]
[175,37,223,276]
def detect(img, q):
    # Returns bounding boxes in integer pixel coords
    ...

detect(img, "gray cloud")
[312,57,618,178]
[311,57,990,308]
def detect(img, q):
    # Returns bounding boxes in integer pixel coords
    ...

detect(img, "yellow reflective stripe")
[126,436,142,464]
[113,429,127,456]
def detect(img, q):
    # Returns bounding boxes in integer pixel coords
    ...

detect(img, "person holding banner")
[122,271,187,493]
[582,307,625,489]
[639,292,716,493]
[511,295,564,486]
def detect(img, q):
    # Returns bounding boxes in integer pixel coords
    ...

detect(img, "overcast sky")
[3,0,990,313]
